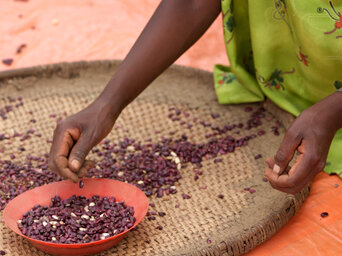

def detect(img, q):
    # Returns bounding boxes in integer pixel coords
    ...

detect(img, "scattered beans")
[217,194,224,199]
[27,128,35,134]
[79,180,84,189]
[213,158,222,164]
[320,212,329,218]
[206,238,212,244]
[156,225,163,230]
[254,154,262,160]
[0,97,23,120]
[182,194,191,199]
[0,250,6,255]
[158,212,166,217]
[195,170,202,176]
[249,188,256,193]
[20,134,30,141]
[16,44,27,54]
[271,121,281,136]
[2,59,13,66]
[18,195,135,244]
[262,177,268,182]
[211,113,220,119]
[257,130,265,136]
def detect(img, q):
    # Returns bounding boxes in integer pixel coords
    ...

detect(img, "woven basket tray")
[0,60,310,256]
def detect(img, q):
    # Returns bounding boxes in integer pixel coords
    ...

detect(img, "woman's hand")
[265,92,342,194]
[48,100,117,182]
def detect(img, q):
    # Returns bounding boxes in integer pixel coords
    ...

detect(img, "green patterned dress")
[214,0,342,176]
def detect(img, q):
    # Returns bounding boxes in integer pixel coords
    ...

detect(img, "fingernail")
[273,164,280,174]
[71,159,81,170]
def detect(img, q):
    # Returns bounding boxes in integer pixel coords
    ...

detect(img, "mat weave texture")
[0,60,310,256]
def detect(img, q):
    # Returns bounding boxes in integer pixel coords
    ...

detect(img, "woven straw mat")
[0,60,310,256]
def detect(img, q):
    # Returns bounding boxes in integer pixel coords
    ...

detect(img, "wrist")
[91,94,122,122]
[320,91,342,131]
[95,80,129,120]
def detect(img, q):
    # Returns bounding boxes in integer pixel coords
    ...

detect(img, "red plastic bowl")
[3,178,149,256]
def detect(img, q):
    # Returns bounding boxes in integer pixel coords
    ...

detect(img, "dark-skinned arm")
[48,0,221,182]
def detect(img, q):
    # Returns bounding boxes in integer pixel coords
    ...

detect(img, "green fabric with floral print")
[214,0,342,176]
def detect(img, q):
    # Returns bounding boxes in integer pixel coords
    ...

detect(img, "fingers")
[265,158,275,169]
[68,134,95,172]
[49,124,81,183]
[273,128,302,175]
[266,168,313,194]
[77,160,95,178]
[265,140,325,194]
[56,156,79,183]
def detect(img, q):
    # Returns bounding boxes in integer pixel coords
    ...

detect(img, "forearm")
[97,0,221,115]
[303,91,342,132]
[326,91,342,130]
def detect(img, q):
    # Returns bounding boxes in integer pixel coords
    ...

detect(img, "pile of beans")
[18,195,135,243]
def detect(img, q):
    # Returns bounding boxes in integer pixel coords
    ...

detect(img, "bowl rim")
[3,178,149,248]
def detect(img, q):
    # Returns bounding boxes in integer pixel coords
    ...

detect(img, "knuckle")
[275,150,287,164]
[73,150,86,160]
[54,121,67,134]
[285,128,297,139]
[285,126,302,142]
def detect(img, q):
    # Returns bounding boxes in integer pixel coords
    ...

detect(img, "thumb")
[274,129,301,175]
[68,135,93,172]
